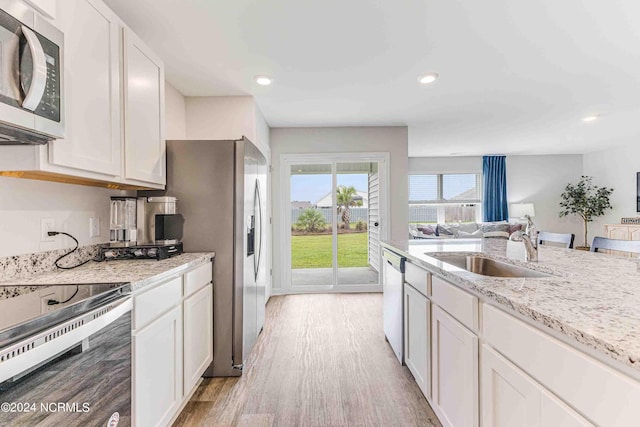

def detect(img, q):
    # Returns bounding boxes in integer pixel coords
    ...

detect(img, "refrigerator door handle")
[254,180,263,280]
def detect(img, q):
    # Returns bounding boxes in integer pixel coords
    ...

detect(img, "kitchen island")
[383,238,640,427]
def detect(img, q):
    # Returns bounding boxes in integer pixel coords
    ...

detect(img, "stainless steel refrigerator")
[147,138,267,377]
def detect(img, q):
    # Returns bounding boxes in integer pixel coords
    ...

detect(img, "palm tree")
[336,185,358,229]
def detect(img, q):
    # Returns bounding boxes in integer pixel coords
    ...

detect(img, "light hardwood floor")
[173,293,441,427]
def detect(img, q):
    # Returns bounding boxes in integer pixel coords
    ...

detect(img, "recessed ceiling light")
[418,72,439,85]
[255,75,272,86]
[582,114,600,122]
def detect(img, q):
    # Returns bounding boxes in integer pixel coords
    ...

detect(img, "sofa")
[409,222,523,240]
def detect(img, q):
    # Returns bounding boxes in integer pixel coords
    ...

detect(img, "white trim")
[280,152,390,294]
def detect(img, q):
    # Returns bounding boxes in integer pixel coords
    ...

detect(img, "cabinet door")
[605,225,631,257]
[123,28,166,185]
[24,0,56,19]
[481,345,542,427]
[183,284,213,394]
[49,0,122,176]
[134,305,183,427]
[404,283,430,399]
[541,391,593,427]
[432,305,478,427]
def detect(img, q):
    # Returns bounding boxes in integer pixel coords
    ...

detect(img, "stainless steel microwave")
[0,0,64,144]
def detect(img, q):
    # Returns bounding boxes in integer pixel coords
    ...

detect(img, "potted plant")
[559,176,614,249]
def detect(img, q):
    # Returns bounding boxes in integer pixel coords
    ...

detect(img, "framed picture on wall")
[637,172,640,212]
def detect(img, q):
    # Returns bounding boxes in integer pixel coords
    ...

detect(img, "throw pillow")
[437,224,458,237]
[480,223,510,238]
[458,229,483,238]
[508,223,523,234]
[458,222,479,233]
[417,225,437,235]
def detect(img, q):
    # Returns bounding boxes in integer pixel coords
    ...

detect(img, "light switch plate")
[89,217,101,238]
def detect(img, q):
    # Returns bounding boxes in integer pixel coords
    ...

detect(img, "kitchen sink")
[428,254,552,278]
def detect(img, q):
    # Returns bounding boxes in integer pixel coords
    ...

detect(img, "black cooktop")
[0,282,131,348]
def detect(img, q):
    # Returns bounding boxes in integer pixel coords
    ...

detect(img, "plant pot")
[575,246,590,251]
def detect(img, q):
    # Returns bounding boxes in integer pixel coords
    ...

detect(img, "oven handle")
[20,25,48,111]
[0,296,132,384]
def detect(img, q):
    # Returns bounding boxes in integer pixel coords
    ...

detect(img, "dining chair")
[537,231,575,249]
[590,237,640,255]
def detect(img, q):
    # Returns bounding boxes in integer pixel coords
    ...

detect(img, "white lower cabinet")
[431,305,478,427]
[541,391,593,427]
[481,344,542,427]
[134,305,183,427]
[482,344,593,427]
[183,284,214,394]
[403,282,431,399]
[132,260,214,427]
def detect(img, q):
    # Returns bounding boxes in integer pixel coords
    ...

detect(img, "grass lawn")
[291,232,368,268]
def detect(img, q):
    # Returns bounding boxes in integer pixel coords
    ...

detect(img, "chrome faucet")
[509,214,539,262]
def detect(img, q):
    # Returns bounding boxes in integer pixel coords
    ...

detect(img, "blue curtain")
[483,156,509,222]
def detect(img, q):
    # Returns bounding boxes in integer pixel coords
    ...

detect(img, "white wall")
[409,156,482,174]
[185,95,271,157]
[506,155,584,241]
[409,154,584,239]
[271,126,408,293]
[583,141,640,238]
[0,177,127,257]
[165,81,186,139]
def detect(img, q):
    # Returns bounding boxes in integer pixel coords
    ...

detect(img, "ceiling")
[104,0,640,157]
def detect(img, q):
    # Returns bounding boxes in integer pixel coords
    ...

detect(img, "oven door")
[0,1,63,138]
[0,296,132,426]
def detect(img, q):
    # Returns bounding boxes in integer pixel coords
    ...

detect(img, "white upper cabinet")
[24,0,56,19]
[123,29,166,185]
[0,0,166,189]
[49,0,121,176]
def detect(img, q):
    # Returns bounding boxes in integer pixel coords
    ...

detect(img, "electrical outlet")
[41,218,55,242]
[89,217,101,238]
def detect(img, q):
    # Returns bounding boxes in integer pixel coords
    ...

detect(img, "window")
[409,173,482,224]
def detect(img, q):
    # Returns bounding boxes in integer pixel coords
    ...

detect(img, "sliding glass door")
[290,163,334,290]
[336,162,380,286]
[285,156,386,293]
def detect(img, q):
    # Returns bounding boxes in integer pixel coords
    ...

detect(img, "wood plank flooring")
[173,293,441,427]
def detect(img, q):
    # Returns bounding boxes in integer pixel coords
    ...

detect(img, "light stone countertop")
[381,238,640,374]
[0,252,215,299]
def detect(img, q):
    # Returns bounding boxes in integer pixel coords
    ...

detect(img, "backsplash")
[0,244,101,282]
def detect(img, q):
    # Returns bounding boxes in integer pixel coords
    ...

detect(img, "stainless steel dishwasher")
[382,248,406,364]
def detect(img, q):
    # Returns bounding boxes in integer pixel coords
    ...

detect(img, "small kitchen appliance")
[110,196,138,245]
[101,196,184,261]
[137,196,183,245]
[0,0,65,144]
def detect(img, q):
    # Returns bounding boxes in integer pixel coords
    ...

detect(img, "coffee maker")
[101,196,184,261]
[136,196,184,245]
[109,197,137,245]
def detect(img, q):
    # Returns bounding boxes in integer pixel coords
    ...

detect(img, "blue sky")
[291,174,368,203]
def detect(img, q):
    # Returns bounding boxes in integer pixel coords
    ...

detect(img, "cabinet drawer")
[431,276,478,332]
[405,262,429,297]
[184,261,213,297]
[483,304,640,427]
[134,276,182,329]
